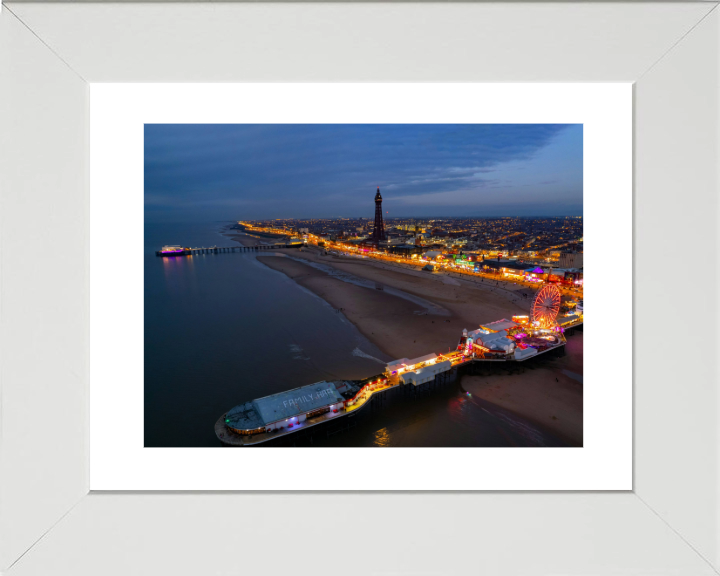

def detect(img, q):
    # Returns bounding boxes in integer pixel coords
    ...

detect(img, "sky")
[144,124,582,222]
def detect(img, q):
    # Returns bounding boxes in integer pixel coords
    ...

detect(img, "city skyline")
[145,124,583,222]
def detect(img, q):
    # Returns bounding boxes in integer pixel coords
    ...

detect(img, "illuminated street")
[240,221,584,301]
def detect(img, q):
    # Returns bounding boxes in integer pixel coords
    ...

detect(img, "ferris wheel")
[531,284,561,327]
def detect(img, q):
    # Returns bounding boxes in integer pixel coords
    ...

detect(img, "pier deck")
[214,341,570,446]
[156,243,303,257]
[216,382,389,446]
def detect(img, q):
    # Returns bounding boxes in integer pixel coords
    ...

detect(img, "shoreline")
[294,249,534,311]
[255,250,583,446]
[222,228,277,248]
[255,249,528,360]
[256,254,455,360]
[283,247,531,315]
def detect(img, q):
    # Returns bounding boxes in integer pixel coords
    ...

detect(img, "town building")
[560,251,584,268]
[388,244,422,257]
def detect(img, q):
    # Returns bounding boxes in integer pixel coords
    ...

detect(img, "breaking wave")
[352,347,386,365]
[289,344,310,361]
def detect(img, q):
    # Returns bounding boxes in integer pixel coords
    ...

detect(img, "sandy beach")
[256,248,525,360]
[245,241,582,445]
[286,247,530,317]
[462,334,583,445]
[223,231,269,247]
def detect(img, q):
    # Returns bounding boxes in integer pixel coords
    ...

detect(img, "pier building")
[225,381,348,436]
[386,353,453,386]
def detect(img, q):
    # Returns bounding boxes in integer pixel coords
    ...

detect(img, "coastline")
[256,254,455,360]
[254,246,528,359]
[222,229,274,247]
[253,248,582,446]
[283,247,530,313]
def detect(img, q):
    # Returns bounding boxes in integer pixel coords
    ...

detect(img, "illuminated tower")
[372,187,386,243]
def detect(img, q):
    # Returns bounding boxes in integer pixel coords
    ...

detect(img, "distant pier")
[156,242,303,257]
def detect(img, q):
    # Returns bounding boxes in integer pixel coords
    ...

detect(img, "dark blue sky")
[145,124,582,222]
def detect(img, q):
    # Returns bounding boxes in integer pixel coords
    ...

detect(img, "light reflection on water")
[374,427,391,447]
[145,222,392,447]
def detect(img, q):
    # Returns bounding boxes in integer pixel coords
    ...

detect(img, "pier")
[214,366,461,447]
[215,311,584,447]
[211,269,583,447]
[156,242,303,257]
[214,331,578,447]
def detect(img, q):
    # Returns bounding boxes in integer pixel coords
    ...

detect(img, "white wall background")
[1,3,719,575]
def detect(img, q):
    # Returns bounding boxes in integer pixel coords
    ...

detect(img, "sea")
[144,221,569,448]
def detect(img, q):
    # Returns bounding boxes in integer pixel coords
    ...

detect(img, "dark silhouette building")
[371,187,386,243]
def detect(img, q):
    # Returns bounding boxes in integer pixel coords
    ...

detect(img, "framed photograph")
[90,82,629,491]
[1,2,718,575]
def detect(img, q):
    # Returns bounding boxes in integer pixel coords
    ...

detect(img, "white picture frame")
[1,2,718,575]
[89,82,631,491]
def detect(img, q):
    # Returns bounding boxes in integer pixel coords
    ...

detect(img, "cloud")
[144,124,582,220]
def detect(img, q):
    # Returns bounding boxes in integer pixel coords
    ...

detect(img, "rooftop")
[481,319,519,332]
[226,381,348,431]
[255,381,345,424]
[225,402,264,431]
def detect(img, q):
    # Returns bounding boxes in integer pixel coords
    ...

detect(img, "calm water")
[144,222,569,447]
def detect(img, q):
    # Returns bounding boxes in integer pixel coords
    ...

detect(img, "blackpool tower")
[371,186,386,243]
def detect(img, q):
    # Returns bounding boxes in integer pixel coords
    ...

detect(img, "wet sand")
[285,247,529,317]
[462,334,583,446]
[223,231,267,247]
[256,251,523,360]
[257,255,457,359]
